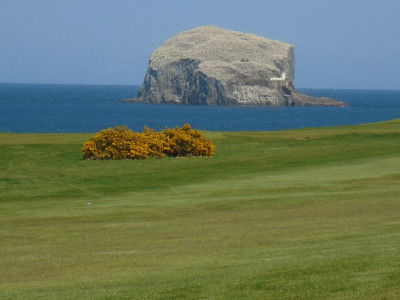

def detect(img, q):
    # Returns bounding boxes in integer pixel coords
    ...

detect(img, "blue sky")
[1,0,399,89]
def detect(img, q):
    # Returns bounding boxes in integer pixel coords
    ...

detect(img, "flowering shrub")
[163,124,216,157]
[82,124,215,160]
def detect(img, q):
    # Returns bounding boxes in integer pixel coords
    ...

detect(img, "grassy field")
[1,120,400,299]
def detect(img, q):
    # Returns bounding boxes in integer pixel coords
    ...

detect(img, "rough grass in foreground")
[1,119,400,299]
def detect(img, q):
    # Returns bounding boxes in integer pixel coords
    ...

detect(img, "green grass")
[1,119,400,299]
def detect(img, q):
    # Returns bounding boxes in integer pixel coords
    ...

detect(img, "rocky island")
[125,26,347,106]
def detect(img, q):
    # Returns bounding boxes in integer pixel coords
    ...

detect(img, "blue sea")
[1,83,400,133]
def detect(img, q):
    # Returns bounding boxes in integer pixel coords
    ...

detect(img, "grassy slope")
[1,120,400,299]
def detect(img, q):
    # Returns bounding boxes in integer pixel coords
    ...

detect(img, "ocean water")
[0,83,400,133]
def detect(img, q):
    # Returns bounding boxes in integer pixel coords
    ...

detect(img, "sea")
[1,83,400,133]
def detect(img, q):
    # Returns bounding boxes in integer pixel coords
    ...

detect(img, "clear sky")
[1,0,399,89]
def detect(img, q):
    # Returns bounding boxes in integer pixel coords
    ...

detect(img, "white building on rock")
[270,72,286,81]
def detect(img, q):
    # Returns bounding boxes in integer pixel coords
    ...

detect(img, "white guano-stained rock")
[127,26,347,106]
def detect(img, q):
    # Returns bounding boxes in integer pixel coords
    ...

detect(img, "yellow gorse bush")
[82,124,215,160]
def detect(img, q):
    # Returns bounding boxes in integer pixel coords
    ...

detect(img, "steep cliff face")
[129,26,346,106]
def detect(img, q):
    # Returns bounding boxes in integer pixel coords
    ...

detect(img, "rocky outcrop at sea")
[126,26,347,106]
